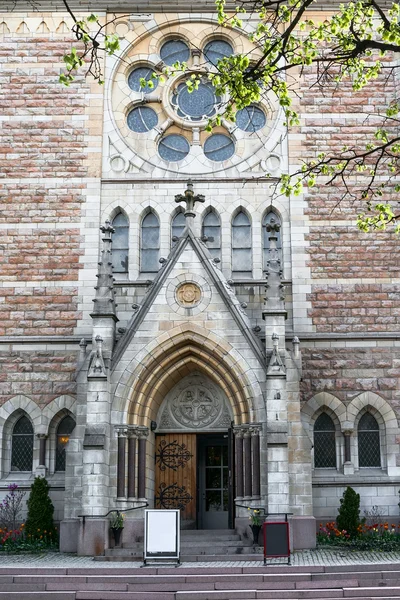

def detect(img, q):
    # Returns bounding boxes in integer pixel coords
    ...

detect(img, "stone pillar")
[234,429,244,499]
[38,434,47,467]
[137,429,149,500]
[127,430,137,499]
[243,429,252,499]
[343,429,354,475]
[251,426,261,499]
[116,429,127,499]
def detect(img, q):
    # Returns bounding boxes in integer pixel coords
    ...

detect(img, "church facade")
[1,3,400,555]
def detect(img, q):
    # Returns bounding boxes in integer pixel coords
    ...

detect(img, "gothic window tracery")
[358,412,381,468]
[11,416,33,472]
[55,415,76,472]
[313,412,336,469]
[141,212,160,272]
[202,211,221,259]
[232,211,252,275]
[112,212,129,274]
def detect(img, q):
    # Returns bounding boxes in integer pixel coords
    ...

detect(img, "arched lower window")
[232,211,252,275]
[171,212,186,247]
[11,416,33,472]
[141,212,160,272]
[263,211,282,270]
[202,211,221,260]
[112,212,129,273]
[55,415,76,472]
[358,412,381,467]
[314,413,336,468]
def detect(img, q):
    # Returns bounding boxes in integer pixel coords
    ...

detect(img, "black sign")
[263,521,290,564]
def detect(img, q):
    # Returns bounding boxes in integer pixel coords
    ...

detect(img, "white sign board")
[144,509,180,564]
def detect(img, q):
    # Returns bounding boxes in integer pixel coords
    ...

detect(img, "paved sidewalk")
[0,548,400,568]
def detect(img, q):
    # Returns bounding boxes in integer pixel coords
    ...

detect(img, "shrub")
[0,484,25,533]
[336,486,361,538]
[24,477,56,541]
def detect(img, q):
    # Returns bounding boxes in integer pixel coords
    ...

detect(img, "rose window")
[111,27,281,175]
[171,80,220,121]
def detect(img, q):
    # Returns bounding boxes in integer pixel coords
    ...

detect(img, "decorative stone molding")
[166,273,211,316]
[158,373,232,431]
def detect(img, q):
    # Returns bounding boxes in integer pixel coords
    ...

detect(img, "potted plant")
[248,508,262,546]
[110,511,125,546]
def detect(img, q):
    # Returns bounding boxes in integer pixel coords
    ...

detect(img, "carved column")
[343,429,354,475]
[137,428,149,500]
[38,434,47,468]
[234,428,244,499]
[116,429,127,499]
[251,426,261,499]
[243,429,252,498]
[127,429,137,499]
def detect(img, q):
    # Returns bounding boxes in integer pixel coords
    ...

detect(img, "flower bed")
[318,521,400,551]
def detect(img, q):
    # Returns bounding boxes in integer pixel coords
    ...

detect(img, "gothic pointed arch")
[113,325,261,428]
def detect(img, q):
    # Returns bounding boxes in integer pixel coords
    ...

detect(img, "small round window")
[128,67,158,93]
[127,107,158,133]
[172,80,220,121]
[160,39,190,66]
[236,105,266,132]
[203,40,233,66]
[204,134,235,162]
[159,134,190,162]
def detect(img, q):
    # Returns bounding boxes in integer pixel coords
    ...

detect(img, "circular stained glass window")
[128,67,158,93]
[204,134,235,162]
[127,106,158,133]
[159,134,190,162]
[203,39,233,66]
[236,105,266,132]
[172,80,220,121]
[160,39,190,66]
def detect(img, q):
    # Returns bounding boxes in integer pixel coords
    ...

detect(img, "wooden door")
[154,433,197,526]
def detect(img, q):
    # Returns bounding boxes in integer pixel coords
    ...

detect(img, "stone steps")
[0,565,399,600]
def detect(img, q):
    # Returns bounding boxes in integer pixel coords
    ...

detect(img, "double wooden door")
[154,433,232,529]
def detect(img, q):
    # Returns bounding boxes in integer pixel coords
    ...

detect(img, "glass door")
[198,435,229,529]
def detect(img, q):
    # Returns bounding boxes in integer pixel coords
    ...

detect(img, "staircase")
[0,563,400,599]
[101,529,262,562]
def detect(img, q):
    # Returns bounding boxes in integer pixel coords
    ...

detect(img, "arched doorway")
[154,373,234,529]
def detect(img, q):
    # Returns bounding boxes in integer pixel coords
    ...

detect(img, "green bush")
[336,486,361,538]
[24,477,57,542]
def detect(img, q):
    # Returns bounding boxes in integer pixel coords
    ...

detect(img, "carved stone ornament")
[158,374,233,431]
[175,282,202,307]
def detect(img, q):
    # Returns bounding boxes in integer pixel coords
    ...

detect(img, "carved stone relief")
[158,373,232,431]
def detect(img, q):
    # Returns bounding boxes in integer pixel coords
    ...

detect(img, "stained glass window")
[263,212,282,270]
[127,106,158,133]
[202,211,221,260]
[232,211,251,274]
[172,211,186,246]
[141,212,160,272]
[11,416,33,472]
[204,134,235,162]
[172,80,219,121]
[314,413,336,468]
[112,213,129,273]
[159,134,190,162]
[55,416,75,472]
[358,412,381,467]
[236,105,266,132]
[160,39,190,65]
[203,39,233,66]
[128,67,158,93]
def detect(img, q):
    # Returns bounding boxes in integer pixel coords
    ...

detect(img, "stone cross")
[175,180,205,224]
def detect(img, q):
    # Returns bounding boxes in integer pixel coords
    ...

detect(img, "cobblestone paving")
[0,548,400,568]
